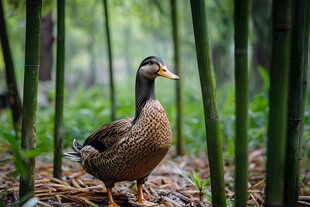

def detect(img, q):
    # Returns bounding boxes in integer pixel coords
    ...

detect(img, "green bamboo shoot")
[190,0,226,206]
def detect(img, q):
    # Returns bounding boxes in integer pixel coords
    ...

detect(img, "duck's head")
[133,56,178,124]
[138,56,179,81]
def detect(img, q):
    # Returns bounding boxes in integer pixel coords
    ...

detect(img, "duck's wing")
[83,117,133,152]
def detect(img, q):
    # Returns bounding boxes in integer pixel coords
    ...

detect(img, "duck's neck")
[133,73,156,124]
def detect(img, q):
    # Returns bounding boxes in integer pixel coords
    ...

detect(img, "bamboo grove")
[0,0,309,206]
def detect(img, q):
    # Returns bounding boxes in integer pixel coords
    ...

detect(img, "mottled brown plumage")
[64,56,179,207]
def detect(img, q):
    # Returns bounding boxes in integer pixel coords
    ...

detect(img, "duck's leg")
[136,182,156,206]
[137,183,146,204]
[107,187,120,207]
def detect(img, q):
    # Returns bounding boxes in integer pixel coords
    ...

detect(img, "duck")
[64,56,179,207]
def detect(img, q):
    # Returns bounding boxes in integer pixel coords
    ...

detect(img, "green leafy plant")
[169,161,211,202]
[0,131,25,177]
[0,131,51,178]
[169,161,234,207]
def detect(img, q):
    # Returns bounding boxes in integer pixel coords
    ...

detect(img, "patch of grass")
[168,161,236,206]
[168,161,211,202]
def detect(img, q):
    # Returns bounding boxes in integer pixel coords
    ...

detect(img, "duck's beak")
[157,65,179,80]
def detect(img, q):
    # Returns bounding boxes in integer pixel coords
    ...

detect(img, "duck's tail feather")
[63,139,83,162]
[72,138,83,151]
[63,151,82,162]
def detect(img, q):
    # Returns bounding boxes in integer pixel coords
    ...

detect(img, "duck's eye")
[148,61,154,65]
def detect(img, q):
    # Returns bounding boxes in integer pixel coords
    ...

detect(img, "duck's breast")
[81,99,172,182]
[115,99,172,181]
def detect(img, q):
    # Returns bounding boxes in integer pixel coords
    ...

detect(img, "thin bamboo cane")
[234,0,251,206]
[103,0,116,121]
[53,0,65,179]
[0,0,22,137]
[171,0,183,156]
[20,0,42,203]
[265,0,292,206]
[190,0,226,206]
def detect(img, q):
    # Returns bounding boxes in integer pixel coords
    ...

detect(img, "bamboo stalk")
[103,0,116,121]
[284,0,308,205]
[0,0,22,137]
[295,0,310,205]
[299,0,310,163]
[265,0,292,206]
[234,0,251,206]
[20,0,42,203]
[53,0,65,179]
[190,1,226,206]
[171,0,183,156]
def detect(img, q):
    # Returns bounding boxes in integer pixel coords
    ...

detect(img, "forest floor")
[0,148,309,207]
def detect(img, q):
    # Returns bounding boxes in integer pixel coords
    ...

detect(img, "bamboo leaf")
[0,132,26,176]
[168,161,196,187]
[14,150,26,177]
[201,177,211,189]
[257,66,270,92]
[192,170,201,189]
[1,131,20,148]
[190,171,200,190]
[24,147,51,158]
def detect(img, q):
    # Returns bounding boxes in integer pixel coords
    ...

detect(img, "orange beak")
[157,65,179,80]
